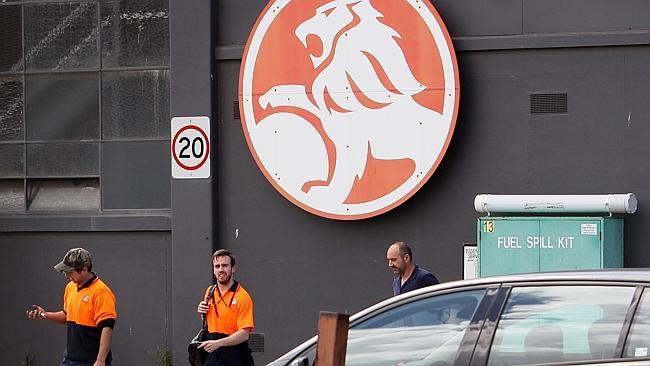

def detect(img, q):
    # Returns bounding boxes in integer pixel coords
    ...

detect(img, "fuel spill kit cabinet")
[478,216,623,276]
[474,194,637,277]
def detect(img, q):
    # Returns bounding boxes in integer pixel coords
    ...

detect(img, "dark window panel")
[102,70,170,139]
[101,0,169,68]
[0,5,23,72]
[27,178,99,211]
[102,141,170,209]
[25,73,99,141]
[0,76,24,141]
[26,142,99,177]
[0,144,24,177]
[24,2,99,71]
[0,179,24,210]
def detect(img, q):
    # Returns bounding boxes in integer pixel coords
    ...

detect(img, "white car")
[267,270,650,366]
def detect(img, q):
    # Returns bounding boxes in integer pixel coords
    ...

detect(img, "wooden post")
[315,311,349,366]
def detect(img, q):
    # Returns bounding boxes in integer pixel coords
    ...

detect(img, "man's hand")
[198,340,221,353]
[197,300,209,314]
[92,360,106,366]
[26,305,46,320]
[27,307,67,324]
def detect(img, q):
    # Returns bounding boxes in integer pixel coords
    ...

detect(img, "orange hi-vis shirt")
[63,274,117,363]
[204,281,254,335]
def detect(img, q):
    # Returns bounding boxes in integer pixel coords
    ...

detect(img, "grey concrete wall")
[169,0,216,364]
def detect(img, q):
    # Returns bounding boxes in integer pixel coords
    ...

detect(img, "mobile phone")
[28,305,45,318]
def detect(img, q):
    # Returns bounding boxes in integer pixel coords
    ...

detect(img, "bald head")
[392,242,412,259]
[387,241,413,276]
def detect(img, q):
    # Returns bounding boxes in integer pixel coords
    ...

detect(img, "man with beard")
[197,249,255,365]
[387,241,439,296]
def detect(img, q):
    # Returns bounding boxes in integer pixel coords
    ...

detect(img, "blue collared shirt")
[393,265,439,296]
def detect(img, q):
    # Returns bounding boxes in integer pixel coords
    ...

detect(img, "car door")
[286,286,492,366]
[472,283,641,366]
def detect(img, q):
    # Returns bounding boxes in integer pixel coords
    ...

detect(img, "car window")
[624,288,650,358]
[288,289,485,366]
[487,286,635,366]
[345,289,485,366]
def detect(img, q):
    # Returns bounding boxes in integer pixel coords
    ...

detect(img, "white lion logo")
[241,0,457,218]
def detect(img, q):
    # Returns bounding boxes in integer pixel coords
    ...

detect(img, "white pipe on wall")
[474,194,637,214]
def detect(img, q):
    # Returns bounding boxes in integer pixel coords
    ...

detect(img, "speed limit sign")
[171,116,210,179]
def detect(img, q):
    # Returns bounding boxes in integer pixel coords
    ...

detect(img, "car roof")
[453,268,650,290]
[352,269,650,323]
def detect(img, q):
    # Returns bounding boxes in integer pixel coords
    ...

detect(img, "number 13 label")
[483,220,494,233]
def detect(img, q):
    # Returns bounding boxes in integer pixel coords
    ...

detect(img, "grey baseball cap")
[54,248,92,273]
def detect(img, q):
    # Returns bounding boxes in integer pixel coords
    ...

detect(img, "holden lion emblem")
[239,0,459,220]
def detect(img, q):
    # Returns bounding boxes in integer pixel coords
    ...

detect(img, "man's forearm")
[44,310,67,324]
[217,328,250,347]
[95,327,113,363]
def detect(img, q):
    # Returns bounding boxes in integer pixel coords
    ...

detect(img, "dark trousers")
[203,333,255,366]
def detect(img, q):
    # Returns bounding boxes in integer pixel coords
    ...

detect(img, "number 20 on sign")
[171,116,211,179]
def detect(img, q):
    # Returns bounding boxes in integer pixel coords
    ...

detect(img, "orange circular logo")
[240,0,459,220]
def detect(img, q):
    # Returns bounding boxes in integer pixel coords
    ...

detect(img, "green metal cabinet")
[477,217,623,277]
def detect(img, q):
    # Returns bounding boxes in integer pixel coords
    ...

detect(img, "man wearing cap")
[26,248,117,366]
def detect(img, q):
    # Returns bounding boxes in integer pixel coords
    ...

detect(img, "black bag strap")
[201,284,217,324]
[207,284,217,302]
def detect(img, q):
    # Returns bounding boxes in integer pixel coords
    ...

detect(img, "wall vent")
[233,100,241,120]
[530,93,567,114]
[249,332,265,353]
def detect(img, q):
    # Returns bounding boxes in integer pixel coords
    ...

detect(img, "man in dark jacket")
[387,241,439,296]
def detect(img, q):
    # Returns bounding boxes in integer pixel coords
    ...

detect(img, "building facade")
[2,0,650,365]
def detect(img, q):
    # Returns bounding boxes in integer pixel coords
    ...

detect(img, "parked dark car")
[268,270,650,366]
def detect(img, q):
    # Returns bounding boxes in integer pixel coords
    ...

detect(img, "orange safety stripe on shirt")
[63,277,117,327]
[204,283,254,335]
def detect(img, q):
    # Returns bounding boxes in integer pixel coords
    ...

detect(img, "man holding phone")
[26,247,117,366]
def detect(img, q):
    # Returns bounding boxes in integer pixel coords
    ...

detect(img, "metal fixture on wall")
[474,194,638,215]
